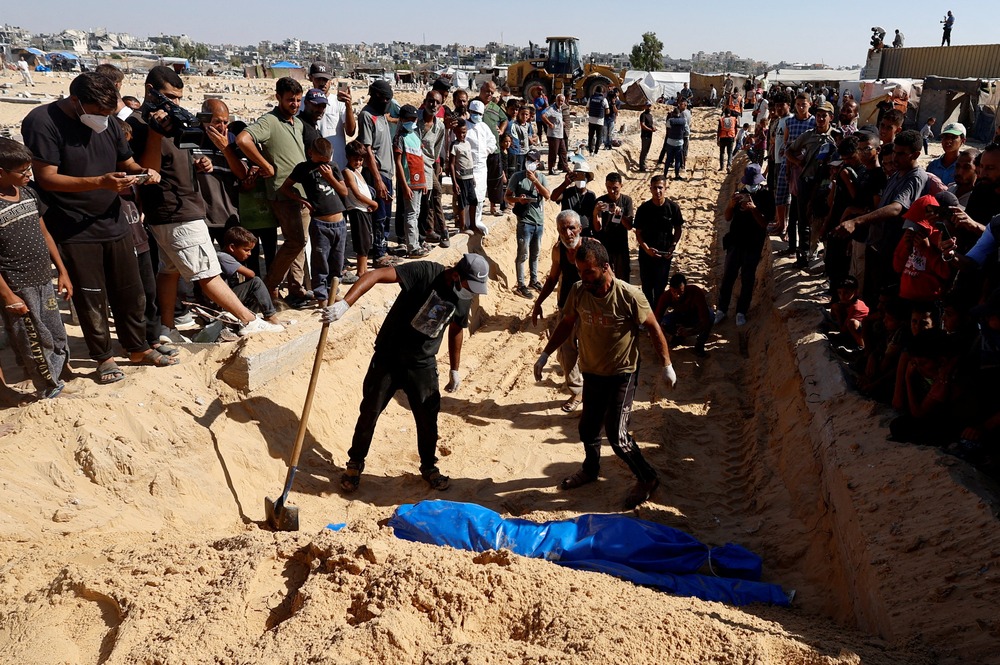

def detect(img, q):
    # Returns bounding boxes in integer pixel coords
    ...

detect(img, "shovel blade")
[264,496,300,531]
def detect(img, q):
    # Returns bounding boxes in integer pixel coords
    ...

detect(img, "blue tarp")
[387,501,789,606]
[271,61,302,69]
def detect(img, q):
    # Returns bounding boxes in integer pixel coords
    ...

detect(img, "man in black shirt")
[322,253,490,493]
[550,161,598,236]
[638,102,655,171]
[633,175,684,307]
[593,171,635,282]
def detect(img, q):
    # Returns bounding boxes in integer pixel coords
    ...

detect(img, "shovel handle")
[285,322,330,470]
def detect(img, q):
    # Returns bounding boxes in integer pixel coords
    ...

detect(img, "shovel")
[265,322,330,531]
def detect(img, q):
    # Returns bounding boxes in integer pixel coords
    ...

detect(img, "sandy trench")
[0,73,998,664]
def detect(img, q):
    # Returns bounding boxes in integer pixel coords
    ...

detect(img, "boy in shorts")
[0,138,73,398]
[450,121,477,233]
[217,226,281,323]
[343,140,378,279]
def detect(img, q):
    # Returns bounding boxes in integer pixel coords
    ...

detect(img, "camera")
[143,88,204,149]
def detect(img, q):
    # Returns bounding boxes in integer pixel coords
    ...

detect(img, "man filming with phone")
[305,61,356,170]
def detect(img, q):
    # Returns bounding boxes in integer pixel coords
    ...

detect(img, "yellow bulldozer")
[505,37,625,102]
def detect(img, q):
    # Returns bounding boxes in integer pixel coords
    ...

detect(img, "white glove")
[662,363,677,389]
[320,300,350,324]
[445,369,461,393]
[533,352,549,382]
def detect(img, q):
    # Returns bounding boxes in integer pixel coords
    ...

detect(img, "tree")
[630,32,663,72]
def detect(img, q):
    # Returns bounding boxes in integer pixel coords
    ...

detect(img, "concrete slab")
[218,327,321,392]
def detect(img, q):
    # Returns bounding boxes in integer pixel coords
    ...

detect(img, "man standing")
[323,253,490,494]
[543,94,570,175]
[349,80,395,267]
[193,98,247,246]
[603,89,619,150]
[476,81,507,217]
[16,58,33,87]
[533,238,676,509]
[638,101,655,172]
[947,148,978,207]
[710,85,719,107]
[466,99,497,235]
[942,11,955,46]
[237,77,314,303]
[838,98,859,137]
[506,149,550,297]
[550,161,597,236]
[927,122,965,185]
[22,72,167,383]
[593,171,635,282]
[586,89,608,156]
[305,61,356,170]
[530,210,585,413]
[417,90,448,247]
[634,175,684,308]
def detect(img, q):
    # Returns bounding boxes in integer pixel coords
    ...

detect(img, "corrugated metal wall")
[878,44,1000,79]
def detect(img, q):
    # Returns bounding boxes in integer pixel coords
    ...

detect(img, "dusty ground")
[1,74,998,664]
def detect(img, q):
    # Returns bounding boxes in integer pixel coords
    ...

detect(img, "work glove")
[662,363,677,389]
[533,352,549,382]
[319,300,350,324]
[445,369,461,393]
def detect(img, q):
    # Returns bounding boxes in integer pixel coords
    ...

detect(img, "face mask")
[77,100,109,134]
[526,161,537,172]
[574,180,588,189]
[469,113,482,124]
[402,121,416,131]
[745,183,761,193]
[453,283,473,300]
[369,98,390,114]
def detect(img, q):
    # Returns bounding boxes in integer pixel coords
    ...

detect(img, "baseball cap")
[933,190,960,208]
[741,163,765,185]
[456,253,489,295]
[309,62,331,78]
[304,88,328,105]
[815,101,835,114]
[468,99,485,115]
[369,79,393,100]
[398,104,418,120]
[525,149,541,162]
[941,122,966,137]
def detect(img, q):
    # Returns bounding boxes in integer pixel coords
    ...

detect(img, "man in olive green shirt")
[534,238,677,509]
[236,77,311,303]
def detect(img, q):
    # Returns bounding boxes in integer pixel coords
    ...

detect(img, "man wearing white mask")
[505,148,550,298]
[550,161,597,237]
[465,99,496,234]
[22,72,168,384]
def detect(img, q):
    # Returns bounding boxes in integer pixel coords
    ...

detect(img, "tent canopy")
[270,60,302,68]
[50,51,78,60]
[621,70,688,103]
[765,68,861,85]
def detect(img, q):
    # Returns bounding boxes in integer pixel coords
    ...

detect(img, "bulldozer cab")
[545,37,582,76]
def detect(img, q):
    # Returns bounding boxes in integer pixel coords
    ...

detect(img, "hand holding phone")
[133,173,150,185]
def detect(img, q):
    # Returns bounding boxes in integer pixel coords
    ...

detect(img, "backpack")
[588,94,606,120]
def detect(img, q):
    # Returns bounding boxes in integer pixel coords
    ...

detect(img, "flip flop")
[561,396,582,413]
[151,342,180,357]
[133,349,179,367]
[97,360,125,385]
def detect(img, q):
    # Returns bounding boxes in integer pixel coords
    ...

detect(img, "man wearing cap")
[551,161,597,236]
[357,80,396,267]
[466,99,497,234]
[785,100,840,267]
[506,148,550,298]
[927,122,965,185]
[320,253,489,494]
[476,81,507,217]
[638,101,655,172]
[297,88,328,148]
[533,237,675,510]
[305,62,356,170]
[716,163,774,328]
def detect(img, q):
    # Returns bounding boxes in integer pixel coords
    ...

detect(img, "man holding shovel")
[321,253,490,493]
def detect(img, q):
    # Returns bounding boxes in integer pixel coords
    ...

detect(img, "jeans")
[516,221,544,286]
[718,138,734,169]
[665,143,684,178]
[400,189,423,250]
[309,219,347,301]
[578,363,658,482]
[265,199,309,295]
[58,236,148,361]
[248,227,277,279]
[232,276,277,318]
[603,115,615,148]
[0,282,68,393]
[588,123,604,154]
[556,311,582,396]
[370,173,393,260]
[348,352,441,472]
[136,249,163,345]
[486,153,504,206]
[718,244,762,316]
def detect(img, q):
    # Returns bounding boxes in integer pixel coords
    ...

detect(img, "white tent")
[766,69,861,86]
[621,70,688,103]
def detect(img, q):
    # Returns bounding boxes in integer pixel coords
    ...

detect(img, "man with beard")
[323,253,490,494]
[530,210,585,412]
[838,98,859,137]
[533,238,676,509]
[947,148,978,207]
[475,81,507,217]
[962,143,1000,225]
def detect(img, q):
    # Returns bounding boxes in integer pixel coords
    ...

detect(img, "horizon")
[3,2,988,68]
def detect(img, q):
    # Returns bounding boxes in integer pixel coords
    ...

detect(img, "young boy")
[499,133,517,212]
[450,121,477,233]
[830,275,869,353]
[0,138,73,399]
[508,106,536,172]
[279,137,350,307]
[217,226,281,323]
[920,117,936,155]
[393,104,430,258]
[342,140,379,280]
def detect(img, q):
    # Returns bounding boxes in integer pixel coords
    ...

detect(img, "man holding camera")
[305,62,356,170]
[129,66,281,337]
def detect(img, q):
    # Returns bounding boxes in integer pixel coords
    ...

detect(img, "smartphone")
[133,173,150,185]
[935,221,952,240]
[338,81,350,93]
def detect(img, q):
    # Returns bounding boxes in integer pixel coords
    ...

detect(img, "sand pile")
[0,78,996,663]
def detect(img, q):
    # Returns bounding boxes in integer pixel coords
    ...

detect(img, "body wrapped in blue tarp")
[386,500,789,606]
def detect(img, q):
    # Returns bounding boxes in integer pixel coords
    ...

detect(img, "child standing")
[342,140,379,280]
[450,121,477,233]
[217,226,281,323]
[920,117,936,155]
[0,138,73,398]
[279,137,350,307]
[393,104,430,258]
[499,134,517,212]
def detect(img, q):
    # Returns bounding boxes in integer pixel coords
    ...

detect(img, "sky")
[4,1,988,69]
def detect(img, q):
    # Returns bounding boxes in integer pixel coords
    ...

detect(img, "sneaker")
[514,284,533,299]
[714,309,726,325]
[439,236,451,248]
[408,246,431,258]
[159,328,191,344]
[174,311,198,331]
[341,272,359,285]
[238,315,284,336]
[736,313,747,327]
[529,280,544,291]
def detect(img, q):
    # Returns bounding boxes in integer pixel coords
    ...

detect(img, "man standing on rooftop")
[941,11,954,46]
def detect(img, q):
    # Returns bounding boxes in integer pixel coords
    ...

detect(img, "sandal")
[421,467,450,491]
[132,349,179,367]
[340,461,364,494]
[151,342,180,358]
[559,469,597,490]
[97,360,125,385]
[561,396,582,413]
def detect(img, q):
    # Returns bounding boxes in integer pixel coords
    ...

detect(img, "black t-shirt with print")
[595,193,634,252]
[21,102,132,243]
[290,161,346,217]
[0,186,51,290]
[560,187,597,233]
[374,261,471,367]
